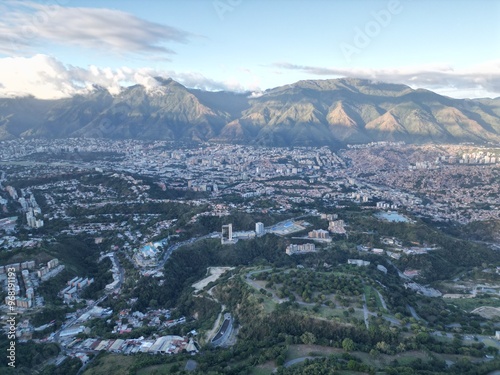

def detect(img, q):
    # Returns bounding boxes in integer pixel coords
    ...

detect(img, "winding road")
[156,232,218,270]
[244,268,289,304]
[375,289,388,310]
[284,356,316,368]
[362,294,369,329]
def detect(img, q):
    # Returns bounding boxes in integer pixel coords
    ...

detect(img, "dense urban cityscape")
[0,138,499,374]
[2,1,500,374]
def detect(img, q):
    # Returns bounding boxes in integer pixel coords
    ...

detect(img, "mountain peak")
[88,84,110,94]
[152,76,177,86]
[267,78,414,98]
[1,78,499,145]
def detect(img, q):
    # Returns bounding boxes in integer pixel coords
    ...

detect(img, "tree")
[276,355,286,366]
[342,338,355,352]
[375,341,390,354]
[170,363,180,372]
[347,359,359,371]
[416,332,430,344]
[301,332,316,345]
[369,349,380,359]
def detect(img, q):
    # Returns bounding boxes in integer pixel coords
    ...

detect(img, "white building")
[221,224,234,244]
[348,259,370,267]
[255,222,265,236]
[286,243,316,255]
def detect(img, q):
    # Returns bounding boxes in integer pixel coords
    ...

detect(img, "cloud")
[0,2,192,58]
[273,62,500,98]
[249,91,264,98]
[0,55,251,99]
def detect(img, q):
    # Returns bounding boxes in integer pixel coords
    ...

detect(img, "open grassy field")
[285,345,463,371]
[482,338,500,350]
[444,296,500,312]
[286,344,343,360]
[251,361,276,375]
[136,362,179,375]
[83,354,136,375]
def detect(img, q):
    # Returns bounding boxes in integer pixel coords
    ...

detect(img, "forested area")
[131,234,291,311]
[343,211,498,282]
[2,172,499,374]
[0,338,60,372]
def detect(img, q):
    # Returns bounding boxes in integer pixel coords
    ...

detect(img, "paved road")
[156,232,217,270]
[113,254,125,289]
[244,268,288,304]
[211,314,234,347]
[53,293,109,343]
[245,268,273,290]
[362,294,369,329]
[375,289,388,310]
[407,304,424,322]
[431,331,500,349]
[284,356,316,368]
[382,314,401,326]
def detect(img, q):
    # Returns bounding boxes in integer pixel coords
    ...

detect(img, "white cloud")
[0,2,192,58]
[249,91,264,98]
[5,54,498,100]
[0,55,252,99]
[273,62,500,98]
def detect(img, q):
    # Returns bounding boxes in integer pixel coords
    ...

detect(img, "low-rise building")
[348,259,370,267]
[286,243,316,255]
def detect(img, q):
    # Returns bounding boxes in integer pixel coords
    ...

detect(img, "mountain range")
[1,77,500,147]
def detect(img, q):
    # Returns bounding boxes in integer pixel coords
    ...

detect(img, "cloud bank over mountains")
[0,2,498,100]
[0,2,191,57]
[0,54,249,99]
[0,54,500,99]
[274,62,500,99]
[1,54,498,100]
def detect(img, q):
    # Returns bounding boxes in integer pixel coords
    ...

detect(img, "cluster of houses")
[1,258,62,310]
[357,237,438,261]
[60,276,94,303]
[308,229,331,242]
[66,335,198,355]
[37,258,65,281]
[110,308,185,334]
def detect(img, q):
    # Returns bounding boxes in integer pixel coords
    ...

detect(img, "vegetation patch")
[83,354,136,375]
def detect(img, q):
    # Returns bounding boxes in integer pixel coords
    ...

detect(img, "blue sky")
[0,0,499,99]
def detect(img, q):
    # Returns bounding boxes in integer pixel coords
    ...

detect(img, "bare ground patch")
[192,266,234,293]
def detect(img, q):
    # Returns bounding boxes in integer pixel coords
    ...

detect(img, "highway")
[156,232,218,270]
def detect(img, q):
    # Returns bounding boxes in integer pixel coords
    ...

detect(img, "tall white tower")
[255,222,264,236]
[222,224,233,244]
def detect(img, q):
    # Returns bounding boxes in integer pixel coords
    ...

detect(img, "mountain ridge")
[1,77,500,146]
